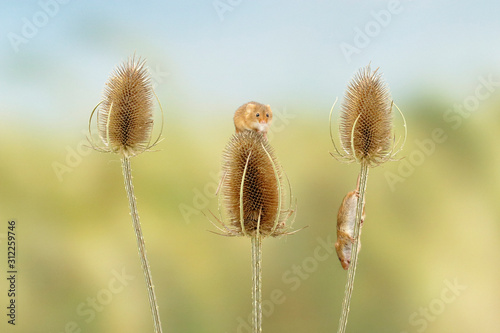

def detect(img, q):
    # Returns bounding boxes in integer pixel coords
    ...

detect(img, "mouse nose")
[259,119,267,124]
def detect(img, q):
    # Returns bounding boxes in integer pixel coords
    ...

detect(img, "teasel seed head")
[339,65,394,167]
[90,55,158,157]
[219,131,294,237]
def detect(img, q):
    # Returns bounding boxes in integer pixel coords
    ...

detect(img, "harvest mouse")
[233,101,273,138]
[216,102,274,196]
[335,180,366,270]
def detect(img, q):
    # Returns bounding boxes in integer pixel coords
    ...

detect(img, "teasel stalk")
[88,55,164,333]
[207,131,298,333]
[330,65,406,333]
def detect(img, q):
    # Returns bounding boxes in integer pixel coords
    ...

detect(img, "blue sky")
[1,0,499,129]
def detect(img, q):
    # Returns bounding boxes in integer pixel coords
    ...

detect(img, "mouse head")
[245,102,273,133]
[335,240,351,270]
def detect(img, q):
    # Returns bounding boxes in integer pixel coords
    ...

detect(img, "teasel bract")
[88,55,164,333]
[330,65,406,333]
[209,130,297,333]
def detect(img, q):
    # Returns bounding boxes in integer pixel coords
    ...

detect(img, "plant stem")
[251,234,263,333]
[337,162,369,333]
[122,156,163,333]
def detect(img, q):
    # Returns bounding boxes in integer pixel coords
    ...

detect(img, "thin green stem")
[251,234,263,333]
[121,157,163,333]
[337,162,369,333]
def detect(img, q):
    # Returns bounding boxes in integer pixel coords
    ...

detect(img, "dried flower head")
[87,56,164,333]
[89,56,159,157]
[329,65,407,333]
[330,65,404,167]
[212,131,295,237]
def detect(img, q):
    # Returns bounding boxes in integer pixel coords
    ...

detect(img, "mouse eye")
[266,113,269,118]
[256,113,260,117]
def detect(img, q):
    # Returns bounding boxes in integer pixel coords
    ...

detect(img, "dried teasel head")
[213,131,295,237]
[330,65,405,167]
[89,55,161,157]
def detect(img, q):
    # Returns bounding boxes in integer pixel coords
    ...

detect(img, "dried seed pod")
[96,56,154,157]
[332,64,406,332]
[339,65,393,166]
[221,131,289,237]
[335,190,366,270]
[88,55,164,332]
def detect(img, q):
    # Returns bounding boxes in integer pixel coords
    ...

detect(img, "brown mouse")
[335,184,366,270]
[233,101,273,138]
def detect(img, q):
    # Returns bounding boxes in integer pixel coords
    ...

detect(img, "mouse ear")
[266,104,272,112]
[245,102,256,113]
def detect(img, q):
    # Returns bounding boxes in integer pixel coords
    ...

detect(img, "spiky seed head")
[97,56,154,157]
[340,65,393,166]
[221,131,287,237]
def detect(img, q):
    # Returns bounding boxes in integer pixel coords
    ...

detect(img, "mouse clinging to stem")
[233,101,273,138]
[335,177,366,270]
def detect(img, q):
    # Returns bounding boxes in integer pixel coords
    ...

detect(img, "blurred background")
[1,1,499,332]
